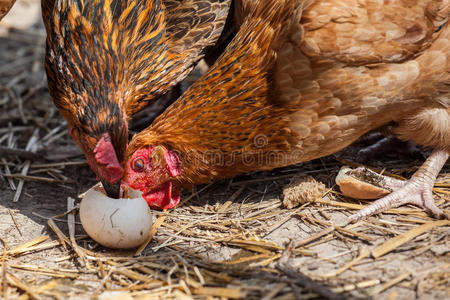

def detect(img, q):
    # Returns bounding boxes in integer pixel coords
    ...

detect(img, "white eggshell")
[80,184,152,249]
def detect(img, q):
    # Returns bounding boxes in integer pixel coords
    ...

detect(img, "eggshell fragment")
[336,166,391,200]
[80,184,152,249]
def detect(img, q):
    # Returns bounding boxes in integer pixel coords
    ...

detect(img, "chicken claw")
[349,149,449,222]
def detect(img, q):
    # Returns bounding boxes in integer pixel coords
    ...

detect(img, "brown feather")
[127,0,449,191]
[43,0,232,188]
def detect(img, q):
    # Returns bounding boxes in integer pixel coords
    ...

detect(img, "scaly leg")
[349,149,449,222]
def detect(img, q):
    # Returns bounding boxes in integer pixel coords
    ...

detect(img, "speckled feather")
[127,0,305,185]
[127,0,449,190]
[44,0,231,119]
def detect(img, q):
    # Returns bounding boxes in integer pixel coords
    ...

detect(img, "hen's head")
[44,0,169,197]
[124,145,182,209]
[69,120,128,197]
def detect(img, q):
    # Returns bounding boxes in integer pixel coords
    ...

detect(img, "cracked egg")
[79,184,152,249]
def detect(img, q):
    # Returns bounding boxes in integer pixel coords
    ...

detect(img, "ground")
[0,1,449,299]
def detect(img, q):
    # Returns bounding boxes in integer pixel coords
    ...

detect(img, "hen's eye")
[132,158,145,172]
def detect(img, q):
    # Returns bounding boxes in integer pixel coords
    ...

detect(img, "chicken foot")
[349,149,449,222]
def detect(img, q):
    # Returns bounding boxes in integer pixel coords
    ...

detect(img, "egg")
[335,166,391,200]
[79,184,152,249]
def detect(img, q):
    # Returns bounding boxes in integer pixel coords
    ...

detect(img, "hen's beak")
[102,179,121,199]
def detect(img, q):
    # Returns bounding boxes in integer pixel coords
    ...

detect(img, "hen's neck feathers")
[45,0,185,125]
[128,0,449,187]
[45,0,233,121]
[128,0,303,184]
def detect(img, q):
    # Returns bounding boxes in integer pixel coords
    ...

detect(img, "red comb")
[94,133,124,183]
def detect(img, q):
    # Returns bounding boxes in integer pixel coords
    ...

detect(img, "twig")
[32,211,81,224]
[135,214,167,256]
[0,145,43,160]
[9,238,87,257]
[331,279,380,293]
[0,126,31,134]
[277,242,344,300]
[293,226,336,248]
[6,273,43,300]
[0,237,7,299]
[261,283,287,300]
[297,213,372,242]
[217,185,247,212]
[371,220,450,258]
[320,246,371,278]
[178,183,214,206]
[369,272,411,296]
[289,282,303,300]
[7,236,49,256]
[67,197,88,267]
[192,287,245,299]
[8,209,23,237]
[13,129,40,202]
[1,158,16,190]
[47,219,69,251]
[31,161,87,168]
[4,173,73,183]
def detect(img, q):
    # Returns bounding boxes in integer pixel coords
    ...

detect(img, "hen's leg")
[349,149,449,222]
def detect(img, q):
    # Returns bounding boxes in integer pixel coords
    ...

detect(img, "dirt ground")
[0,1,449,299]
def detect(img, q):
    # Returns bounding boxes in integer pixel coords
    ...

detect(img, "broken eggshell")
[335,166,392,199]
[79,184,152,249]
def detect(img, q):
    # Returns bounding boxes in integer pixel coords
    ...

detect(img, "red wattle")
[143,182,180,210]
[94,133,124,183]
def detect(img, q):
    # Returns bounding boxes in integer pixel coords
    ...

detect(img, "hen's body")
[125,0,449,217]
[43,0,231,196]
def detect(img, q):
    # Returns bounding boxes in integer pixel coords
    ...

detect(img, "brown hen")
[124,0,449,221]
[42,0,231,197]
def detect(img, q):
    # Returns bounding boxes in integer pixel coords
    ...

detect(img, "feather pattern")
[126,0,449,189]
[43,0,232,195]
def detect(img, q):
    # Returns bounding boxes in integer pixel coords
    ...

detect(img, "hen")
[42,0,231,197]
[124,0,449,222]
[0,0,15,21]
